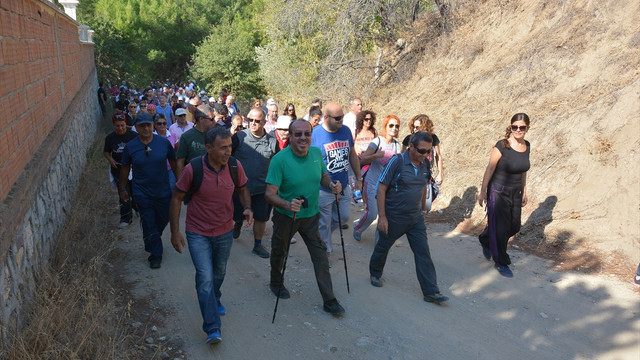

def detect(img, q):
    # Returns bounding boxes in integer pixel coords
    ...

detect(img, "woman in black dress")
[477,113,530,278]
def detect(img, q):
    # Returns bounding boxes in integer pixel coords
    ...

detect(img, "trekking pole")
[272,196,307,323]
[335,192,351,294]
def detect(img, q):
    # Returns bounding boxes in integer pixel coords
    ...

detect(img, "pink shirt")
[175,157,248,237]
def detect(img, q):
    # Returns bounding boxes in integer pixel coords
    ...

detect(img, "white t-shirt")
[342,112,357,139]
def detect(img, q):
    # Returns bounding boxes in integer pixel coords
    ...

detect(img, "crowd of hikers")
[100,79,533,345]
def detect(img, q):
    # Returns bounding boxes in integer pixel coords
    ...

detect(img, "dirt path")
[116,206,640,359]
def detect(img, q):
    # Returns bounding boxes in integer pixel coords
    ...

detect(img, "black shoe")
[252,245,270,258]
[494,264,514,278]
[233,221,242,239]
[149,257,162,269]
[341,223,349,229]
[482,246,492,261]
[370,275,382,287]
[270,284,290,299]
[424,293,449,304]
[323,298,345,315]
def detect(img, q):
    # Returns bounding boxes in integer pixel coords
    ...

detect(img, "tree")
[190,18,265,100]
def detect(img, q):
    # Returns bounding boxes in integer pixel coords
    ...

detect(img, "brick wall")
[0,0,101,341]
[0,0,95,201]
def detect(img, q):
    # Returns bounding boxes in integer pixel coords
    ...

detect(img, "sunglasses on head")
[388,124,400,129]
[415,147,431,155]
[511,125,528,132]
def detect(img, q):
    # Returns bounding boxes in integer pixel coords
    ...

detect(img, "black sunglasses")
[511,125,528,132]
[388,124,400,129]
[293,131,312,138]
[247,117,262,124]
[156,122,167,125]
[144,144,150,158]
[415,147,431,155]
[328,115,344,122]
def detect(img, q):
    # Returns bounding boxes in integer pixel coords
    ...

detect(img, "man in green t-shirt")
[265,120,345,315]
[175,104,216,178]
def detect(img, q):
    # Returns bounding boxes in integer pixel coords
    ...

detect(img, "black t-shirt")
[491,140,530,187]
[97,87,106,103]
[104,130,139,175]
[115,98,129,112]
[402,133,440,147]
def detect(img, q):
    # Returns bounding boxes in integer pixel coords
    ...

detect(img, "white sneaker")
[290,237,297,244]
[119,221,130,228]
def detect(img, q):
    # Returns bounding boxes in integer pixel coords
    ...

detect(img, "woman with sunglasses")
[477,113,530,278]
[283,103,297,120]
[354,110,378,157]
[353,115,402,242]
[402,114,443,185]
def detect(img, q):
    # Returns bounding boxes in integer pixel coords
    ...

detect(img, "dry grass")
[364,0,640,274]
[2,117,142,359]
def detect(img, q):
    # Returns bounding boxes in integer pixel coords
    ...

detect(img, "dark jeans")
[112,174,134,223]
[369,218,440,296]
[270,211,335,302]
[479,182,522,266]
[133,194,171,261]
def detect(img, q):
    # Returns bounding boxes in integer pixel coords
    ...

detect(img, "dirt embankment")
[368,0,640,275]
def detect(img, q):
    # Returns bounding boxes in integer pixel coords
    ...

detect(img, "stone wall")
[0,0,100,338]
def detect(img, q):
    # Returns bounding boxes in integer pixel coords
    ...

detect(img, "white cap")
[267,98,276,106]
[200,90,206,95]
[276,115,292,129]
[175,108,187,116]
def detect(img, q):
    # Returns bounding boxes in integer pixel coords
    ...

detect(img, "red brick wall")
[0,0,95,202]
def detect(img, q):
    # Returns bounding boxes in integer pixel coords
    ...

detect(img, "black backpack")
[183,155,239,205]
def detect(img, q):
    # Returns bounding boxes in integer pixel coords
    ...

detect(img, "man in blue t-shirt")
[120,113,178,269]
[310,103,362,257]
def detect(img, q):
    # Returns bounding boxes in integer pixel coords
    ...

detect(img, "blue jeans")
[133,194,170,260]
[318,187,351,254]
[186,230,234,334]
[369,218,440,296]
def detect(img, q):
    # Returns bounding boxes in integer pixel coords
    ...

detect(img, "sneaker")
[494,264,513,278]
[370,275,382,287]
[252,245,270,258]
[341,223,349,230]
[323,298,345,315]
[149,257,162,269]
[233,221,242,239]
[424,293,449,304]
[353,230,361,242]
[269,283,290,299]
[206,330,221,344]
[290,237,297,244]
[119,221,130,228]
[482,246,491,261]
[218,303,226,316]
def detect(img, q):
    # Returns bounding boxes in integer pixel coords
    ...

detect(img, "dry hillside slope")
[371,0,640,271]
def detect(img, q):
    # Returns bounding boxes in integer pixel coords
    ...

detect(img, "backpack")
[183,155,238,205]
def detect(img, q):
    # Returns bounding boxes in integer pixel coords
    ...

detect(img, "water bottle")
[353,189,363,204]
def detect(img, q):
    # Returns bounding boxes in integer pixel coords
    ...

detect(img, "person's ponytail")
[501,126,512,149]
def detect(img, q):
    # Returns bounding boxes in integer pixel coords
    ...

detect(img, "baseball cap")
[200,90,206,95]
[175,108,187,116]
[135,112,154,125]
[267,98,276,106]
[276,115,292,130]
[146,104,156,111]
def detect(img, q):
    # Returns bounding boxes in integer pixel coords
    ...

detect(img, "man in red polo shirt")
[169,126,253,345]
